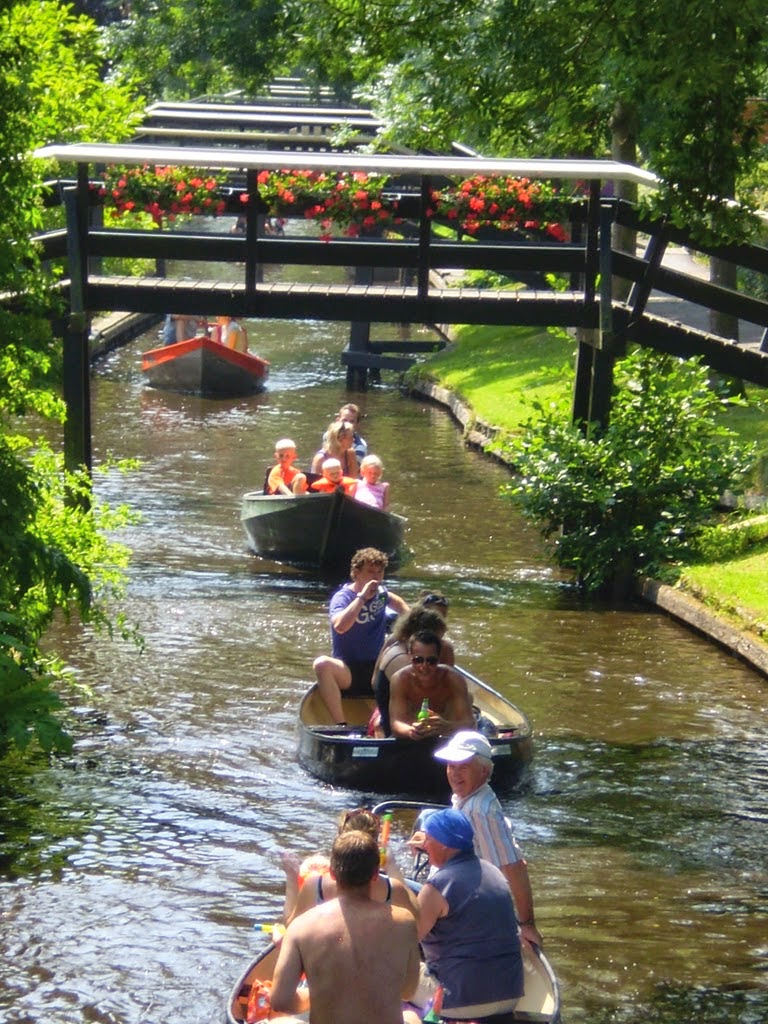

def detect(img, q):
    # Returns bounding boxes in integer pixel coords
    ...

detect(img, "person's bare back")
[271,832,420,1024]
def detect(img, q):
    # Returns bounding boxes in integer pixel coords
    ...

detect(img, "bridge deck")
[86,276,590,328]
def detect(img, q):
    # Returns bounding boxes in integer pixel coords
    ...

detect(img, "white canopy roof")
[33,142,659,186]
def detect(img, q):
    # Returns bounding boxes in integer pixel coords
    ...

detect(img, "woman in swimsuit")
[284,808,417,924]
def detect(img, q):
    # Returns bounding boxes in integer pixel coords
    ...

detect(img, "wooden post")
[63,172,93,484]
[416,176,432,300]
[588,201,619,429]
[245,168,262,293]
[347,264,373,390]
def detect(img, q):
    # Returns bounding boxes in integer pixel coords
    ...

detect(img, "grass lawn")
[680,548,768,637]
[409,322,768,637]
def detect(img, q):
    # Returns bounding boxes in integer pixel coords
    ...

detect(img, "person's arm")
[502,860,543,948]
[416,882,448,941]
[330,579,379,634]
[433,672,475,733]
[389,670,420,741]
[270,929,311,1015]
[386,591,409,616]
[286,871,321,925]
[381,482,390,512]
[390,875,419,919]
[267,466,292,496]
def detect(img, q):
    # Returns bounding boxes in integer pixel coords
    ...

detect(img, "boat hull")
[226,937,559,1024]
[240,489,407,571]
[297,670,533,798]
[142,336,269,396]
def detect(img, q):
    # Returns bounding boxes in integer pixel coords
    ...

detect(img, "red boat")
[141,335,270,397]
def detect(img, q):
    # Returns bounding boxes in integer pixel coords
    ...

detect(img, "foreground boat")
[297,667,533,797]
[141,335,270,396]
[240,487,407,571]
[226,934,559,1024]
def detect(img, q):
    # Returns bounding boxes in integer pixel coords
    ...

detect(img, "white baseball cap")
[434,730,493,763]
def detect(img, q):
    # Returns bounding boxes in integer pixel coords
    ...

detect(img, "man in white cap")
[433,730,543,949]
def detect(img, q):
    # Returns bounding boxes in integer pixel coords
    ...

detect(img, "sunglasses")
[411,655,439,666]
[422,594,449,609]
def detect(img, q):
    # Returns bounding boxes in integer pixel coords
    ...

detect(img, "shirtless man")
[270,830,421,1024]
[388,630,475,742]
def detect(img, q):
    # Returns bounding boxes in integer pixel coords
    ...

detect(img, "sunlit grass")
[680,546,768,636]
[410,324,575,429]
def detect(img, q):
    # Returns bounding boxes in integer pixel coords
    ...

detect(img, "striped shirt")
[452,783,523,867]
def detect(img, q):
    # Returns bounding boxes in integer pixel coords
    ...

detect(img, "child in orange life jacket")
[354,454,390,511]
[310,458,357,496]
[266,439,308,495]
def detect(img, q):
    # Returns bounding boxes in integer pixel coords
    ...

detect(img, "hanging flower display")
[99,164,228,225]
[98,165,572,242]
[246,169,401,240]
[429,175,570,240]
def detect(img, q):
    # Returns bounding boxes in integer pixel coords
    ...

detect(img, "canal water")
[1,266,768,1023]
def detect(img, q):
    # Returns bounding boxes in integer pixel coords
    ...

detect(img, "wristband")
[518,917,536,927]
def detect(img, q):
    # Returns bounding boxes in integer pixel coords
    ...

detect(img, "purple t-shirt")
[329,584,388,663]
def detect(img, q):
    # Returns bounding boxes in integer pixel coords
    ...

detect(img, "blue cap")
[423,808,474,852]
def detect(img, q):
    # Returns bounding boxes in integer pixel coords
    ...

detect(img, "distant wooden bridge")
[34,130,768,472]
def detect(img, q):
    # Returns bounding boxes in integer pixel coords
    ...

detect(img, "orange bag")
[246,979,272,1023]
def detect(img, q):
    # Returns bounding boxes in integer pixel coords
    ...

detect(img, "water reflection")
[1,308,767,1023]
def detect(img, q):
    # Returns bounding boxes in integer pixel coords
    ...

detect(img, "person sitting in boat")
[212,315,248,353]
[266,438,309,496]
[282,807,417,924]
[311,419,359,479]
[336,402,368,463]
[408,808,524,1023]
[309,458,357,496]
[388,631,474,742]
[271,830,422,1024]
[354,454,390,511]
[162,313,201,345]
[312,547,409,725]
[432,730,543,950]
[368,606,455,738]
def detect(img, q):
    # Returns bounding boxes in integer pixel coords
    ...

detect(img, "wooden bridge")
[33,137,768,472]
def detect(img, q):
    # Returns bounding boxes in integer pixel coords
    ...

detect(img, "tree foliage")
[497,350,754,594]
[0,1,143,757]
[105,0,292,99]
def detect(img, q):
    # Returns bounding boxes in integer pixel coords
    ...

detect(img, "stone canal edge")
[408,378,768,681]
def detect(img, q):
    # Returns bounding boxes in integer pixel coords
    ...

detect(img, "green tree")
[498,349,753,595]
[0,1,143,756]
[105,0,292,99]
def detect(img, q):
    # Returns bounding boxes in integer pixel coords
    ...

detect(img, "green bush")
[495,349,754,594]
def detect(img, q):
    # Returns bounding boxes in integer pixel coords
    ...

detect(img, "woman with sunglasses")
[388,631,474,743]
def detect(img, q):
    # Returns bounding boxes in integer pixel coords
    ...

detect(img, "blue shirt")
[329,584,388,663]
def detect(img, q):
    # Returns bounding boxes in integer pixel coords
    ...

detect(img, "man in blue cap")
[414,808,523,1023]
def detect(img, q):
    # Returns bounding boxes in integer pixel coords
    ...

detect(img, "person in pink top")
[354,454,390,511]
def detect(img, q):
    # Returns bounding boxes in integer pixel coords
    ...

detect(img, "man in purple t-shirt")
[312,547,408,724]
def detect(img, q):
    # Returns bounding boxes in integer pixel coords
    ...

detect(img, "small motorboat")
[240,487,407,571]
[141,335,269,397]
[226,933,560,1024]
[296,666,533,797]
